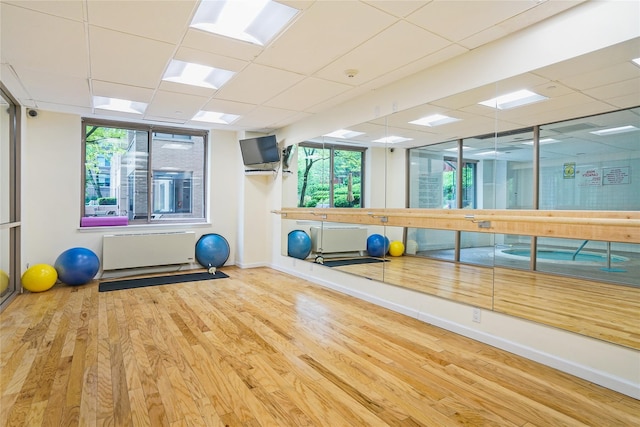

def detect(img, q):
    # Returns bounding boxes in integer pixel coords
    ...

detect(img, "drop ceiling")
[1,0,638,146]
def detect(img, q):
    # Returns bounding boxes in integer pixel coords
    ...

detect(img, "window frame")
[81,118,208,227]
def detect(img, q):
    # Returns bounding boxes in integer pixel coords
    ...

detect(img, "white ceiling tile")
[606,92,640,109]
[215,64,304,105]
[265,77,352,111]
[173,47,249,72]
[0,63,32,102]
[34,102,91,116]
[4,0,85,21]
[201,99,256,116]
[234,105,299,129]
[559,62,640,91]
[255,1,398,75]
[533,38,640,81]
[182,29,263,61]
[145,90,209,120]
[407,0,537,43]
[1,4,88,77]
[583,79,640,103]
[364,1,427,18]
[87,0,197,43]
[89,26,175,88]
[91,80,155,103]
[316,21,450,85]
[157,80,216,98]
[13,67,90,107]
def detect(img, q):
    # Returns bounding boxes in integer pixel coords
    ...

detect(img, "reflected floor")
[417,246,639,287]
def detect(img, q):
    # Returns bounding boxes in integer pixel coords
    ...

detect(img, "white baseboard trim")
[272,263,639,399]
[415,312,640,399]
[236,261,268,269]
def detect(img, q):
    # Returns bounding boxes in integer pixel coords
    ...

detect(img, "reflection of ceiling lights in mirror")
[93,96,147,114]
[521,138,558,145]
[192,110,240,124]
[324,129,365,139]
[373,136,413,143]
[445,146,472,151]
[163,60,235,89]
[590,125,638,136]
[479,89,548,110]
[409,114,461,127]
[190,0,298,46]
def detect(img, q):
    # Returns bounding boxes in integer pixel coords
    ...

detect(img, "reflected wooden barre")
[277,208,640,243]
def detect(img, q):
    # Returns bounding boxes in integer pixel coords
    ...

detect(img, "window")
[297,142,364,208]
[82,119,207,226]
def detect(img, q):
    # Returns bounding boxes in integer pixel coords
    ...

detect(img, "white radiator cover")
[310,226,367,254]
[102,232,195,270]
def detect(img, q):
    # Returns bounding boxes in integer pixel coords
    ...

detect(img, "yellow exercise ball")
[21,264,58,293]
[389,241,405,257]
[0,269,9,294]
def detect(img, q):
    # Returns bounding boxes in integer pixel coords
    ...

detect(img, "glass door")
[0,86,20,310]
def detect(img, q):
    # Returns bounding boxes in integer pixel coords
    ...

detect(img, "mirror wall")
[280,40,640,349]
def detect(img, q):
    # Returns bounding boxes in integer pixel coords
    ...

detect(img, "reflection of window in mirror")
[297,142,365,208]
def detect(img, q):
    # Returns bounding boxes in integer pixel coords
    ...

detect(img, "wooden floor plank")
[1,266,638,426]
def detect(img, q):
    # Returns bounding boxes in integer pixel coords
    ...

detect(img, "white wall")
[20,111,248,272]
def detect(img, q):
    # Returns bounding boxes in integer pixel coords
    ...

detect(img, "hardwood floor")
[1,266,638,426]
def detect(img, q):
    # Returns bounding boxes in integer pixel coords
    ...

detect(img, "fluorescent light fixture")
[190,0,298,46]
[590,125,638,136]
[93,96,147,114]
[163,60,235,89]
[445,146,472,152]
[632,58,640,67]
[373,136,413,144]
[323,129,365,139]
[521,138,558,145]
[192,110,240,124]
[477,150,499,156]
[479,89,548,110]
[409,114,460,127]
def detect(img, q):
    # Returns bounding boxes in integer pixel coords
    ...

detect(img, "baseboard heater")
[102,232,195,270]
[310,226,367,255]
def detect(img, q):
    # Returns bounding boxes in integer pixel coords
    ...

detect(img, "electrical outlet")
[472,307,481,323]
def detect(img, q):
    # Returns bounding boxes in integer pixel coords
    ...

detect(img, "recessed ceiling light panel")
[373,136,412,144]
[479,89,548,110]
[590,125,638,136]
[163,60,235,89]
[192,110,240,124]
[93,96,147,114]
[409,114,460,127]
[190,0,298,46]
[324,129,365,139]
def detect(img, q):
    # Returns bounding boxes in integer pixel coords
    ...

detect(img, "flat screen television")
[239,135,280,166]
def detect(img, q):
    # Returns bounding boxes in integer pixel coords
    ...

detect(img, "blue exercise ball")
[366,234,388,257]
[195,234,230,268]
[54,247,100,286]
[288,230,311,260]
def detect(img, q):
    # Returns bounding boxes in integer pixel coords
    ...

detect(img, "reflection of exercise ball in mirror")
[288,230,311,260]
[405,240,418,255]
[0,269,9,294]
[366,234,388,257]
[21,264,58,292]
[389,241,405,257]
